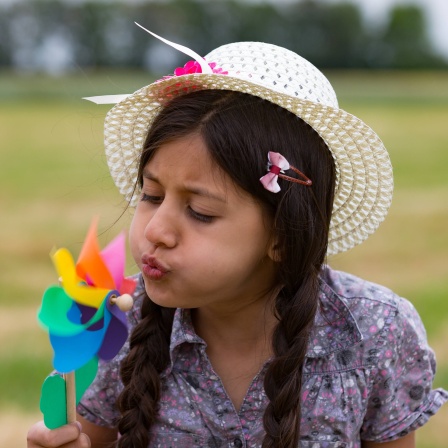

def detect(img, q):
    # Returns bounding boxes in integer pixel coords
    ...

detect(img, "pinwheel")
[37,218,136,429]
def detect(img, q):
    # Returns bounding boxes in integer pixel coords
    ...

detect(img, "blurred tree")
[320,2,369,68]
[0,6,12,68]
[381,5,446,68]
[283,0,369,68]
[72,2,112,67]
[0,0,446,72]
[226,1,286,45]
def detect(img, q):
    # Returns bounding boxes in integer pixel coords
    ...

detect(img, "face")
[130,133,278,313]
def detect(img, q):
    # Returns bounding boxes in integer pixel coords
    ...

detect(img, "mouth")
[141,255,170,281]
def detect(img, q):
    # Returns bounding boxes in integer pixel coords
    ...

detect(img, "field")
[0,70,447,446]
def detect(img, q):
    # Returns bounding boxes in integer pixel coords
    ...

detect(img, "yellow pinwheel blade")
[52,248,110,309]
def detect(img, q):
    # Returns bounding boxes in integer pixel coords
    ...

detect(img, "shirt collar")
[167,269,363,362]
[169,308,204,349]
[156,308,203,378]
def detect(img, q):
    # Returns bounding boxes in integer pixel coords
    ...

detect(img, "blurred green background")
[0,0,447,446]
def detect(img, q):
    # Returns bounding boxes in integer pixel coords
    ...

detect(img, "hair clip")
[260,151,312,193]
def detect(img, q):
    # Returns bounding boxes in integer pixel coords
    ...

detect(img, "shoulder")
[322,266,407,311]
[302,268,447,444]
[321,266,422,331]
[308,266,427,363]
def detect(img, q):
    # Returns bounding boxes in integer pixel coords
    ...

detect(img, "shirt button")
[233,438,243,448]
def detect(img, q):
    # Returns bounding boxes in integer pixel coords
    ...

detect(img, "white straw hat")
[86,25,393,256]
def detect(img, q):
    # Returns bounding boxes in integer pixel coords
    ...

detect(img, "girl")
[28,31,447,448]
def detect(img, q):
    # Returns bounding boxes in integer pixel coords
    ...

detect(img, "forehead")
[149,133,213,168]
[145,133,229,190]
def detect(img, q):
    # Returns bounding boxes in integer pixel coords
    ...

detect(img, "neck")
[191,289,279,353]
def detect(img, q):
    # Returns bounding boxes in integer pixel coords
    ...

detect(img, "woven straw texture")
[104,41,393,256]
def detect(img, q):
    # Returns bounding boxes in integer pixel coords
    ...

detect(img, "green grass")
[327,70,448,105]
[342,103,448,189]
[0,102,114,199]
[0,70,447,446]
[0,356,50,410]
[433,364,448,391]
[0,69,154,103]
[408,283,448,338]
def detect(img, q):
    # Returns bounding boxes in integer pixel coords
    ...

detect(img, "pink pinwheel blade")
[100,232,126,291]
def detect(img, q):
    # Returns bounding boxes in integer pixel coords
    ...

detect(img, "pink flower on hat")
[174,60,202,75]
[174,60,228,76]
[158,60,228,82]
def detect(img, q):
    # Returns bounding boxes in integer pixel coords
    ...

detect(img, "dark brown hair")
[117,89,336,447]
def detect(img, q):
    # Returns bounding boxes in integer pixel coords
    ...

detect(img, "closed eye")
[188,207,214,224]
[141,193,214,223]
[140,193,163,204]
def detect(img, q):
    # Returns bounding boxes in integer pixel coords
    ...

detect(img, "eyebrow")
[143,169,227,203]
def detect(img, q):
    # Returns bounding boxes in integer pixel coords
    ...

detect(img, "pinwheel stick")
[56,275,77,424]
[63,372,76,423]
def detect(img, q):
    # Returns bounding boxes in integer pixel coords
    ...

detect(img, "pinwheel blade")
[50,306,111,373]
[76,217,115,290]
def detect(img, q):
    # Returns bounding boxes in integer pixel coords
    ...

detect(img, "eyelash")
[141,193,162,204]
[140,193,214,224]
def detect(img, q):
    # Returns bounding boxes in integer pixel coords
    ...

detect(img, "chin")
[147,293,199,310]
[143,283,180,308]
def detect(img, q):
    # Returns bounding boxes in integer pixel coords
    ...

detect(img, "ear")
[267,239,282,263]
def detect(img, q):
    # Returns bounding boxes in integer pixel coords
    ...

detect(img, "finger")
[27,421,81,447]
[58,433,91,448]
[79,434,91,448]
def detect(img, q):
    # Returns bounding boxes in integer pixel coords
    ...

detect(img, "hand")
[27,421,91,448]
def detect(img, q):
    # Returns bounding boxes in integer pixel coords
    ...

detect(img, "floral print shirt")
[78,267,448,447]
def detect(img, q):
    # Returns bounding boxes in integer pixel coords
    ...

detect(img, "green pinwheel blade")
[40,374,66,429]
[40,357,99,430]
[37,285,106,336]
[75,356,99,403]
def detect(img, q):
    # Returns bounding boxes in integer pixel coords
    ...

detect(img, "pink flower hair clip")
[260,151,312,193]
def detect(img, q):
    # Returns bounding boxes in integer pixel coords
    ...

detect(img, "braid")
[261,112,334,447]
[262,273,319,448]
[117,293,175,447]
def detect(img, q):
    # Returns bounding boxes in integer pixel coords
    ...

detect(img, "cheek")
[192,224,269,271]
[129,211,145,263]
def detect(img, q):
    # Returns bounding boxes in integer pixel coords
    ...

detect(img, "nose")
[144,200,178,249]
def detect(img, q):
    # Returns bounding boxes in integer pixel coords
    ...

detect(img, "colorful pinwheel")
[38,218,136,429]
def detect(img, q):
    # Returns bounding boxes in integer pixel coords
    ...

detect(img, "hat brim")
[104,73,393,256]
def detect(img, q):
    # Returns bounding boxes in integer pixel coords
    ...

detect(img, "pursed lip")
[141,255,170,280]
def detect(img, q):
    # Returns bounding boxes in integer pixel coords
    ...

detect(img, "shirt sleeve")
[77,353,124,427]
[360,295,448,442]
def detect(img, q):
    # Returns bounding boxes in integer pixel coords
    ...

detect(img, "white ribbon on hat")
[84,22,212,105]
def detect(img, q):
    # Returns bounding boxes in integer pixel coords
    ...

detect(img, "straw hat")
[86,26,393,256]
